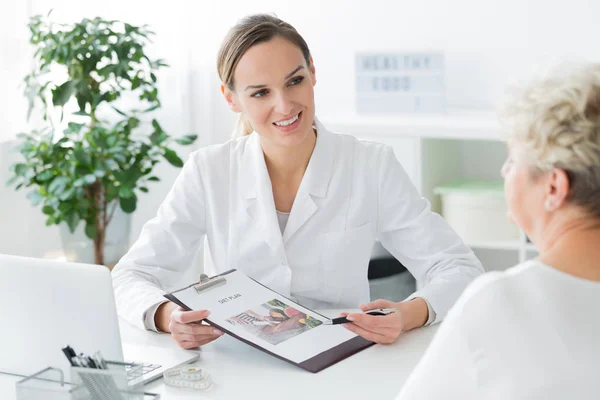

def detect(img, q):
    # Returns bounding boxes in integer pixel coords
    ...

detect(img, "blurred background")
[1,0,599,298]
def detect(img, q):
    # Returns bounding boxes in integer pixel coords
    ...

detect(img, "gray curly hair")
[500,63,600,218]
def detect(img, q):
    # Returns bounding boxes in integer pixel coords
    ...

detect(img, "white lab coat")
[112,119,484,330]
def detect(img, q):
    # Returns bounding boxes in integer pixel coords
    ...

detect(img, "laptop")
[0,253,199,383]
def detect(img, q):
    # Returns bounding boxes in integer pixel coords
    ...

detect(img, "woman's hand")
[340,298,429,344]
[155,302,224,349]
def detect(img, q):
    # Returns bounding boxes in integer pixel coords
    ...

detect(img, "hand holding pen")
[322,308,397,325]
[327,298,430,345]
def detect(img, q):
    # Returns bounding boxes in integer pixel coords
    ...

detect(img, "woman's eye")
[251,89,268,98]
[289,76,304,86]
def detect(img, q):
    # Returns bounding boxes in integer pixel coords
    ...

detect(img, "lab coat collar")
[240,116,334,201]
[240,116,335,247]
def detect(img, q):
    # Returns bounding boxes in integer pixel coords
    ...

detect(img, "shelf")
[465,240,538,252]
[320,109,503,141]
[466,240,522,251]
[525,243,538,252]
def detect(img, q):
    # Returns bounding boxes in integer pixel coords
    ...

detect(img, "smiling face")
[221,36,317,148]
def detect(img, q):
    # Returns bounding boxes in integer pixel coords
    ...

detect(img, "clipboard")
[164,269,375,373]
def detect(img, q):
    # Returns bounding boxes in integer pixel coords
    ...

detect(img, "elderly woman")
[396,64,600,399]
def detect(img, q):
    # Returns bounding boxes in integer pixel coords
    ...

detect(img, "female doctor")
[112,14,484,349]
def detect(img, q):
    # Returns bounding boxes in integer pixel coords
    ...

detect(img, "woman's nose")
[274,92,293,116]
[500,160,508,178]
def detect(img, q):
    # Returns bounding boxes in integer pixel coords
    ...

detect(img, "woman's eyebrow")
[244,65,305,91]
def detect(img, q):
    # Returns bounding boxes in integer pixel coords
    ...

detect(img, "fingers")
[346,312,398,329]
[172,309,210,324]
[170,319,222,335]
[343,323,396,344]
[169,308,224,348]
[177,335,220,349]
[360,299,396,312]
[173,330,222,347]
[343,310,403,344]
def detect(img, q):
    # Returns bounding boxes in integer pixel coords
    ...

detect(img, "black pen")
[62,346,77,366]
[322,308,397,325]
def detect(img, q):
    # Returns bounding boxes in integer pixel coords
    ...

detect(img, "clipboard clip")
[193,274,226,294]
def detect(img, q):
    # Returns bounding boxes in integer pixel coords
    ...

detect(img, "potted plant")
[7,13,197,266]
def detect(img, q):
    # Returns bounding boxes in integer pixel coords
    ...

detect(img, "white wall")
[2,0,600,261]
[203,0,600,141]
[0,2,30,143]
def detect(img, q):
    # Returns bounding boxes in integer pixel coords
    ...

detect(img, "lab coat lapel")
[282,118,334,244]
[240,133,284,252]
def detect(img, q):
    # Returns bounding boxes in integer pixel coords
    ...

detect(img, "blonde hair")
[216,14,312,137]
[500,63,600,218]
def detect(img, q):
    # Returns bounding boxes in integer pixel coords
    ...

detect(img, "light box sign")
[356,53,446,114]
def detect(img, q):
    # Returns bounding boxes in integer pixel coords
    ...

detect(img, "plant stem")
[92,181,106,265]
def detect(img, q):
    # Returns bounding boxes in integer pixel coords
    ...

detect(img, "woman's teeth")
[274,113,299,127]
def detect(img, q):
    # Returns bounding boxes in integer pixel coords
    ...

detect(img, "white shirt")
[397,260,600,400]
[112,118,483,331]
[276,210,290,235]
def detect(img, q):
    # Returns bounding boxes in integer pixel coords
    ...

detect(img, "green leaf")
[106,135,117,147]
[127,117,140,130]
[26,189,44,206]
[36,170,55,182]
[42,205,55,215]
[13,163,28,176]
[48,176,69,194]
[118,186,134,198]
[144,104,160,113]
[52,80,77,106]
[73,110,89,116]
[151,119,163,132]
[66,210,80,233]
[6,175,19,186]
[76,93,88,115]
[147,176,160,182]
[113,153,127,164]
[73,178,87,187]
[112,106,127,117]
[73,148,90,166]
[120,194,137,213]
[174,134,198,146]
[83,174,97,184]
[58,202,72,212]
[65,122,84,135]
[104,159,119,170]
[150,129,168,145]
[85,223,97,239]
[163,149,183,168]
[58,188,75,201]
[139,187,148,193]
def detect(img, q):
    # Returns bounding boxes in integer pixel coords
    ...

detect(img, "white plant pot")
[58,206,131,266]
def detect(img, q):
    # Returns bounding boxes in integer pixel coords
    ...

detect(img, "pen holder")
[15,362,148,400]
[71,361,145,400]
[16,367,76,400]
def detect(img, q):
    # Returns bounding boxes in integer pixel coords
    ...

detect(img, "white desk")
[1,311,438,399]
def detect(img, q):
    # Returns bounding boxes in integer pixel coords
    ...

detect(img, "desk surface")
[1,311,438,400]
